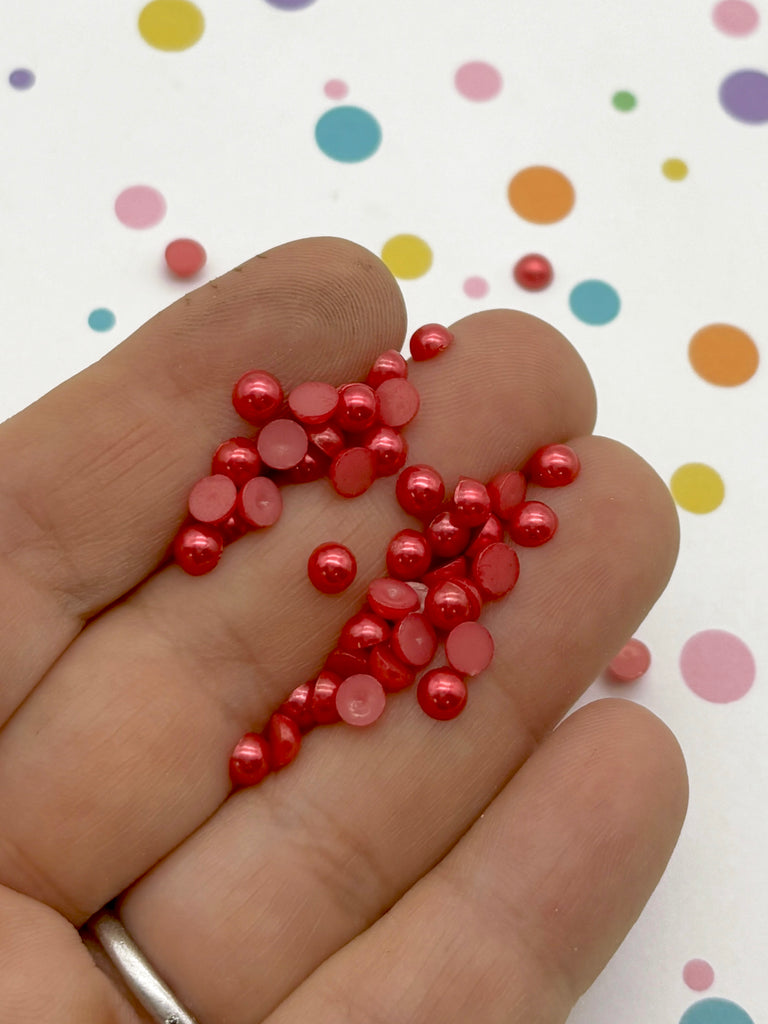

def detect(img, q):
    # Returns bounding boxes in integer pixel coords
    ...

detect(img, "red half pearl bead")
[212,437,262,488]
[425,510,472,559]
[232,370,283,424]
[452,477,491,528]
[465,514,504,558]
[424,580,473,632]
[507,500,558,546]
[368,643,417,692]
[386,529,432,580]
[409,323,454,361]
[277,682,316,732]
[513,253,554,291]
[487,471,526,520]
[421,556,467,588]
[311,670,342,724]
[266,713,301,769]
[396,464,445,519]
[335,382,379,433]
[339,611,391,651]
[229,732,271,787]
[366,348,408,388]
[307,422,346,459]
[361,424,408,477]
[367,578,420,619]
[416,668,468,720]
[324,648,370,678]
[525,443,581,487]
[279,449,330,485]
[307,542,357,594]
[174,523,223,576]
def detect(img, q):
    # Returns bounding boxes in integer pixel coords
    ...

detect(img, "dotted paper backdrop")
[2,2,767,1022]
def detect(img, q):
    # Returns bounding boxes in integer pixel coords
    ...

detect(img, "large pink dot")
[680,629,755,703]
[463,275,489,299]
[324,78,348,100]
[712,1,759,35]
[683,959,715,991]
[454,61,503,101]
[114,185,167,228]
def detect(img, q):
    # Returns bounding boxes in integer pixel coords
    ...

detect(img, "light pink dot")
[712,0,759,35]
[336,674,386,726]
[683,958,715,991]
[114,185,167,229]
[454,61,503,101]
[324,78,349,100]
[463,275,489,299]
[680,629,755,703]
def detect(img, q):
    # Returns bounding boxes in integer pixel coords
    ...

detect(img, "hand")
[0,237,687,1024]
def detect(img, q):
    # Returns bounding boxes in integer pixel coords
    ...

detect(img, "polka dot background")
[1,3,765,1023]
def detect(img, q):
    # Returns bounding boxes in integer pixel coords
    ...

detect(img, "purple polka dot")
[719,69,768,123]
[324,78,348,100]
[264,0,317,8]
[680,629,755,703]
[114,185,167,229]
[463,276,489,298]
[712,1,759,35]
[9,68,35,89]
[454,61,503,101]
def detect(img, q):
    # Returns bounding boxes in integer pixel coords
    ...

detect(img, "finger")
[0,236,406,722]
[263,699,688,1024]
[0,308,596,920]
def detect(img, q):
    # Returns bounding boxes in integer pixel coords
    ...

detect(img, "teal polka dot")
[569,279,620,325]
[88,308,116,331]
[315,105,382,162]
[681,998,754,1024]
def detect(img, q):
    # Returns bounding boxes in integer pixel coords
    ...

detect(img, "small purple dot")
[264,0,317,8]
[719,69,768,123]
[9,68,35,90]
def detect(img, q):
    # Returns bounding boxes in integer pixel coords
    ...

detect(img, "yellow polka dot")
[381,234,433,279]
[139,0,205,51]
[662,158,688,181]
[670,463,725,514]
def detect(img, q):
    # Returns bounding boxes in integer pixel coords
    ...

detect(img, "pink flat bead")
[471,542,520,599]
[445,621,494,676]
[607,638,651,682]
[257,418,308,470]
[237,476,283,528]
[375,378,420,428]
[188,474,237,524]
[487,471,527,520]
[391,612,438,667]
[288,381,339,425]
[336,673,387,726]
[330,446,376,497]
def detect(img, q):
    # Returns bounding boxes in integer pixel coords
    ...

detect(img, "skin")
[0,237,688,1024]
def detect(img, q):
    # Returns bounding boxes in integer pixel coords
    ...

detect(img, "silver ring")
[82,904,200,1024]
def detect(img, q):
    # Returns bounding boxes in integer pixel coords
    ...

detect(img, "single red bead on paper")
[361,424,408,477]
[279,449,330,485]
[311,670,343,724]
[165,238,207,278]
[366,348,408,388]
[507,500,558,547]
[386,529,432,580]
[396,464,445,518]
[367,578,420,620]
[307,422,346,460]
[174,523,224,576]
[409,323,454,361]
[340,610,391,651]
[425,510,472,559]
[232,370,283,424]
[188,474,238,525]
[391,612,438,667]
[307,542,357,594]
[212,437,262,488]
[513,253,554,291]
[335,382,379,433]
[471,542,520,599]
[421,556,467,588]
[257,418,308,470]
[375,378,420,428]
[525,444,581,487]
[229,733,270,787]
[487,471,527,520]
[417,668,468,721]
[267,713,302,769]
[425,580,473,632]
[445,621,494,676]
[452,477,492,528]
[607,638,651,682]
[277,682,316,732]
[368,643,417,692]
[324,648,370,678]
[288,381,339,425]
[237,476,283,528]
[336,674,387,726]
[465,514,504,558]
[330,446,377,497]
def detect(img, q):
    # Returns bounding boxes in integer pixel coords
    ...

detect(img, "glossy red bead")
[445,621,494,676]
[367,578,420,620]
[513,253,554,291]
[409,323,454,361]
[525,443,581,487]
[237,476,283,528]
[452,477,491,528]
[279,448,330,485]
[335,382,379,433]
[416,668,468,720]
[396,464,445,519]
[487,471,527,520]
[330,446,377,497]
[425,580,473,632]
[471,541,520,599]
[336,674,387,726]
[386,529,432,580]
[324,648,370,678]
[311,670,342,724]
[287,380,339,425]
[375,378,420,428]
[307,422,346,460]
[266,713,301,770]
[507,500,558,546]
[219,513,248,545]
[453,577,483,619]
[212,437,262,488]
[229,732,271,787]
[391,612,438,667]
[307,542,357,594]
[368,643,417,692]
[361,424,408,477]
[607,638,651,682]
[366,348,408,388]
[232,370,283,424]
[173,523,224,576]
[421,556,467,588]
[257,418,308,470]
[466,514,504,558]
[277,681,316,732]
[339,610,391,651]
[188,474,238,525]
[425,510,472,559]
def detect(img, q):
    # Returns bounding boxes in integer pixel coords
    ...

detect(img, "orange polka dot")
[507,166,575,224]
[688,323,759,386]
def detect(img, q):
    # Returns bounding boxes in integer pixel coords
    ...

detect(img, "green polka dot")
[612,90,637,111]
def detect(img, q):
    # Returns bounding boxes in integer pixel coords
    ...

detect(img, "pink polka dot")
[683,959,715,991]
[712,0,759,35]
[454,61,503,101]
[114,185,167,229]
[463,275,489,298]
[324,78,348,100]
[680,629,755,703]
